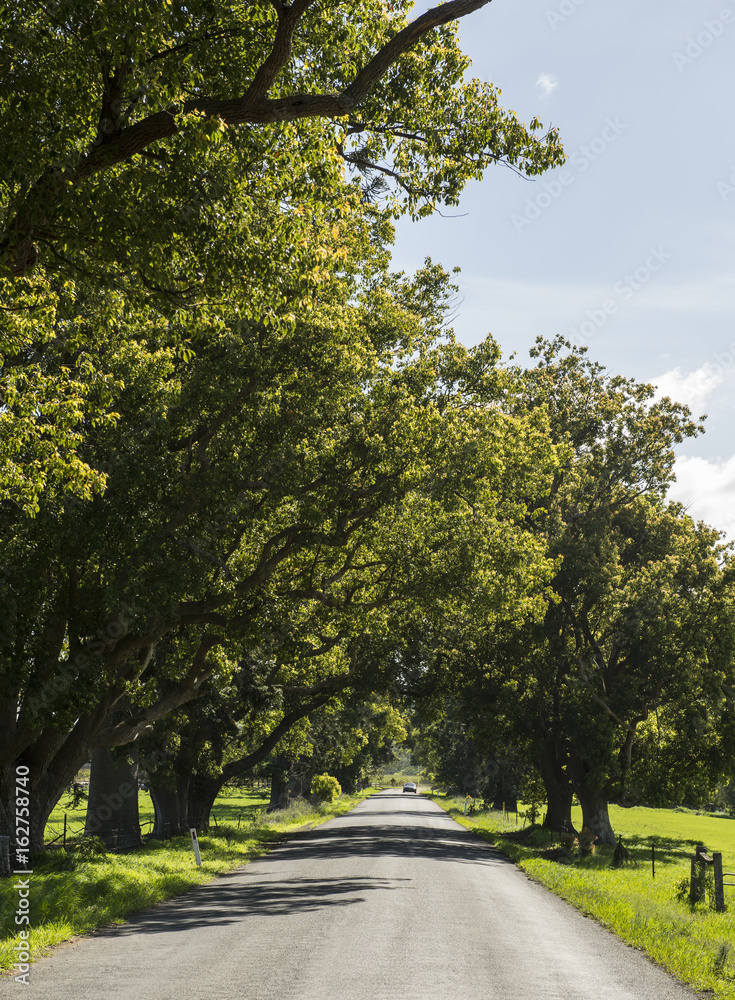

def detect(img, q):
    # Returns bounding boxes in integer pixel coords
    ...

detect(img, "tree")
[1,1,568,852]
[552,499,735,842]
[625,697,735,808]
[139,637,370,833]
[1,0,563,278]
[0,1,564,520]
[274,695,410,799]
[0,2,564,513]
[1,261,559,851]
[407,339,735,844]
[84,744,142,849]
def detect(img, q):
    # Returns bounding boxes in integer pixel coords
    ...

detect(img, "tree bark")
[536,740,575,833]
[575,784,616,846]
[568,756,616,846]
[0,728,93,853]
[268,755,292,812]
[148,771,190,838]
[187,773,222,832]
[84,745,142,849]
[0,766,73,858]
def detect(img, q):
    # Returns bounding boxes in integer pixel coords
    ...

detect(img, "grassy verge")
[1,787,376,973]
[430,794,735,1000]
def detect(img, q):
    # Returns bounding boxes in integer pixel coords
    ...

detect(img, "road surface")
[8,791,702,999]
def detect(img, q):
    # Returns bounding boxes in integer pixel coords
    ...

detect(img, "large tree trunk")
[267,755,291,812]
[488,758,519,812]
[148,771,190,838]
[1,726,93,854]
[537,740,575,833]
[0,762,72,861]
[84,746,142,849]
[187,773,222,832]
[574,783,616,846]
[568,757,616,846]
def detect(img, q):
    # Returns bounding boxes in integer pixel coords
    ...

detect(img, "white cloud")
[669,454,735,541]
[535,73,559,97]
[652,363,725,413]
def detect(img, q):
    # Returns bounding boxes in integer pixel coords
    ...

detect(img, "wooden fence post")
[713,853,725,913]
[690,856,699,904]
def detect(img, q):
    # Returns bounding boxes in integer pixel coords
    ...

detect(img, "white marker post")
[190,828,202,867]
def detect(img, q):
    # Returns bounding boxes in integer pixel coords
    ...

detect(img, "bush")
[310,773,341,803]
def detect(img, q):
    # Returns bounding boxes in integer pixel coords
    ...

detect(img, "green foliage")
[0,1,563,280]
[63,782,89,811]
[416,338,735,839]
[1,240,561,849]
[310,773,342,803]
[71,836,109,860]
[0,0,570,850]
[518,772,547,823]
[673,874,691,903]
[0,0,565,526]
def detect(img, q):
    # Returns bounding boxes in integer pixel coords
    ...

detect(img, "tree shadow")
[95,803,510,937]
[620,833,721,865]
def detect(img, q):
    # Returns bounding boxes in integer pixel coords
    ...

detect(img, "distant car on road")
[403,782,418,793]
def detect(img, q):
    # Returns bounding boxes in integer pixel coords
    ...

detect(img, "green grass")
[46,786,158,844]
[431,794,735,1000]
[44,784,274,844]
[376,770,426,787]
[1,787,377,973]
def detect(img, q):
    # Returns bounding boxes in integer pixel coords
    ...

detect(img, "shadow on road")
[96,874,403,938]
[275,823,509,869]
[96,800,510,939]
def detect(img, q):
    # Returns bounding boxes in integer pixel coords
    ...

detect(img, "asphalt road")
[9,791,703,1000]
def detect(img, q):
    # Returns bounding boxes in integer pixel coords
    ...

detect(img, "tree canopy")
[407,340,735,843]
[0,252,560,848]
[1,0,563,516]
[1,0,563,278]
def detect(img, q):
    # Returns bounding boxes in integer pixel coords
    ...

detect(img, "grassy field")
[432,794,735,1000]
[1,787,375,974]
[44,783,273,845]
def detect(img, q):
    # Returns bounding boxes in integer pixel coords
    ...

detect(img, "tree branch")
[575,656,635,733]
[341,0,493,106]
[95,633,220,746]
[2,0,493,275]
[243,0,318,104]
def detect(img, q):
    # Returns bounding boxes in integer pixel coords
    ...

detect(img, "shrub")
[310,773,341,803]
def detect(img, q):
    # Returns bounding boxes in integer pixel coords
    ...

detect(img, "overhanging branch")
[3,0,493,275]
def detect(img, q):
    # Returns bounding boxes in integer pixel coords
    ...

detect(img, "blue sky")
[394,0,735,539]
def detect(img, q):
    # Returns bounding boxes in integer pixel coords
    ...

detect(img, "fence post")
[713,853,725,913]
[689,856,699,904]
